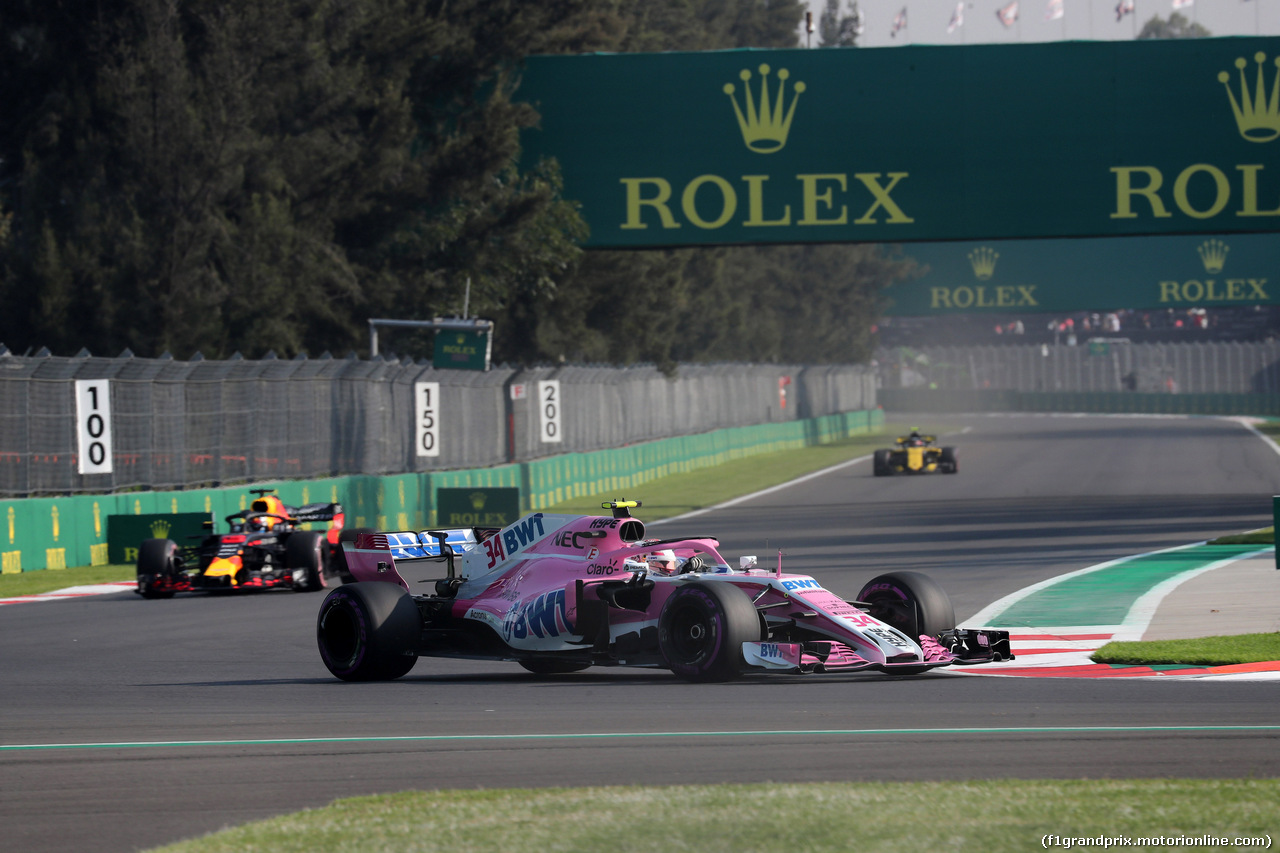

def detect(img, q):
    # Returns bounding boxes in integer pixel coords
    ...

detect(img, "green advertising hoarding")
[433,328,491,371]
[519,38,1280,248]
[886,231,1278,315]
[107,513,212,565]
[435,488,520,528]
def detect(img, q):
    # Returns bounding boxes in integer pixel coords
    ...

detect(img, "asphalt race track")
[3,414,1279,853]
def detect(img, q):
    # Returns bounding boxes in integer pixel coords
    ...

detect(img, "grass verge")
[1092,633,1280,667]
[542,423,917,520]
[1254,421,1280,442]
[0,563,133,597]
[150,780,1280,853]
[1209,528,1274,546]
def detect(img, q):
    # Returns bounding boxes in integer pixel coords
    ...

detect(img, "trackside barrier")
[0,351,876,496]
[878,389,1280,416]
[0,409,882,572]
[877,342,1280,396]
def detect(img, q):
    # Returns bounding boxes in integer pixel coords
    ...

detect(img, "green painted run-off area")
[989,544,1264,627]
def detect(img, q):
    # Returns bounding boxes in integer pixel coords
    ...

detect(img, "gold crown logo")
[1218,52,1280,143]
[1198,238,1229,273]
[150,519,172,538]
[968,247,999,280]
[723,64,805,154]
[468,491,488,510]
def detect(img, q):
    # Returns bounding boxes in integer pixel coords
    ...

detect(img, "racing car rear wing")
[290,502,344,524]
[383,529,479,560]
[343,529,481,593]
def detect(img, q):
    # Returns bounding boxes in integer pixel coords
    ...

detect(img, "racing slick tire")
[658,582,763,683]
[519,658,592,676]
[873,449,892,476]
[332,527,375,584]
[317,582,420,681]
[857,571,957,641]
[137,538,178,599]
[287,531,329,592]
[940,447,958,474]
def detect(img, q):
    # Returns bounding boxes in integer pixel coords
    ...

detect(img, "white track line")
[1231,416,1280,459]
[965,541,1206,628]
[1110,546,1273,642]
[650,424,973,526]
[0,581,135,606]
[647,454,873,526]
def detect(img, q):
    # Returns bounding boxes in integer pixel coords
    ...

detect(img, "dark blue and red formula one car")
[137,489,361,598]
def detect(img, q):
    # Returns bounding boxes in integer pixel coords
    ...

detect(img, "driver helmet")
[250,495,286,530]
[647,549,679,575]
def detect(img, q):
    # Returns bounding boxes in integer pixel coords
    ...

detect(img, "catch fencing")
[0,347,875,497]
[878,341,1280,395]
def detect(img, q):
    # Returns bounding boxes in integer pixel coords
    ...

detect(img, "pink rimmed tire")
[317,582,419,681]
[857,571,956,640]
[857,571,957,676]
[658,582,762,683]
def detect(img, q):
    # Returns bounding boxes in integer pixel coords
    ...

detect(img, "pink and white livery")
[316,500,1013,682]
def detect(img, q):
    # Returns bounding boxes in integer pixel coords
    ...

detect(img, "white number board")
[537,379,563,443]
[415,381,441,457]
[75,379,113,474]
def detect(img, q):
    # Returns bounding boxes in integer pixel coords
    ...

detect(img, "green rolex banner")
[108,513,211,566]
[433,328,491,371]
[519,38,1280,248]
[885,232,1278,316]
[435,488,520,528]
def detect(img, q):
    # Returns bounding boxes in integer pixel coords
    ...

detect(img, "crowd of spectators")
[876,306,1278,348]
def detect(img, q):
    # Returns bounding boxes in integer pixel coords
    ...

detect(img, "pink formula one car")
[316,500,1012,682]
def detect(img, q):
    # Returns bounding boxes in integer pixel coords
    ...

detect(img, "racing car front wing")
[741,627,1013,675]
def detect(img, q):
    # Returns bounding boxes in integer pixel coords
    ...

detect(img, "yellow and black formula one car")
[873,429,957,476]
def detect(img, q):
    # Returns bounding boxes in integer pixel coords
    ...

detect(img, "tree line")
[0,0,908,370]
